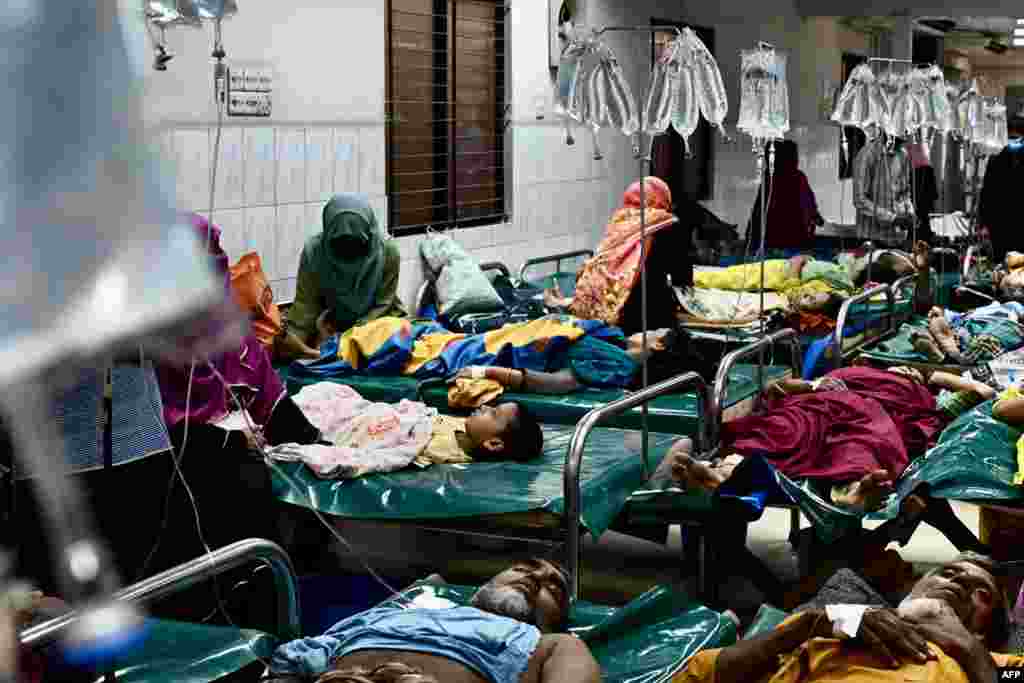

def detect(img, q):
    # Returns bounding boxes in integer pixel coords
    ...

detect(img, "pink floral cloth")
[268,383,436,479]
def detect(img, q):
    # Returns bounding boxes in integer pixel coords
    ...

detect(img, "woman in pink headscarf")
[547,177,679,333]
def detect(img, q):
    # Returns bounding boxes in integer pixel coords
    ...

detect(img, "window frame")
[385,0,509,237]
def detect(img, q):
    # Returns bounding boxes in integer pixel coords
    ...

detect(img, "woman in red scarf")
[746,140,824,251]
[547,177,679,332]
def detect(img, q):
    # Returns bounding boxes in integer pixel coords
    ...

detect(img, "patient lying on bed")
[666,365,995,512]
[296,313,708,393]
[274,383,545,478]
[678,553,1017,683]
[268,559,600,683]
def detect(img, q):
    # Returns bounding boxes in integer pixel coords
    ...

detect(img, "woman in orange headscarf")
[549,177,678,332]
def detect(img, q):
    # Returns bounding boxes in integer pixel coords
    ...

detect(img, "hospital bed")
[518,249,593,294]
[643,380,1024,606]
[32,537,736,682]
[275,370,714,602]
[851,307,1024,375]
[281,354,792,437]
[20,538,297,683]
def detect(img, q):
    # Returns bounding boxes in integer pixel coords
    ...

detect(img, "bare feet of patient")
[669,438,728,493]
[832,469,893,511]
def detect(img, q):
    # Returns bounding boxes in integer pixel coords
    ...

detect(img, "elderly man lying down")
[665,364,995,512]
[266,559,599,683]
[676,552,1020,683]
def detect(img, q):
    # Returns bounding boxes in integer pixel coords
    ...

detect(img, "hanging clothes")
[978,143,1024,264]
[852,137,914,243]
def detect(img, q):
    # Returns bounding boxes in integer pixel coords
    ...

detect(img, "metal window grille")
[386,0,509,235]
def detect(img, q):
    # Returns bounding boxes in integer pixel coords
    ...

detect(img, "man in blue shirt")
[268,559,600,683]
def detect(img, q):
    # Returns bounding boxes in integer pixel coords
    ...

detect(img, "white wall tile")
[212,208,245,264]
[305,202,324,239]
[368,196,388,237]
[276,126,307,204]
[243,127,276,206]
[306,127,335,204]
[243,206,278,281]
[358,126,386,197]
[333,128,359,194]
[272,277,297,304]
[212,126,245,210]
[276,203,308,285]
[174,128,210,212]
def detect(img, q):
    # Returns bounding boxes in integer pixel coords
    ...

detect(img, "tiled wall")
[145,2,891,313]
[157,123,386,304]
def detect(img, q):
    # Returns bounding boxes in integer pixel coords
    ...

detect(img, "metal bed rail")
[564,371,709,600]
[831,284,894,371]
[21,538,301,647]
[518,250,593,285]
[708,328,802,448]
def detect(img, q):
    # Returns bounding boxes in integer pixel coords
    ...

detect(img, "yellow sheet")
[693,261,798,292]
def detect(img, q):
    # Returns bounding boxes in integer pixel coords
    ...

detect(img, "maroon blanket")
[721,391,909,483]
[827,366,946,456]
[720,366,944,483]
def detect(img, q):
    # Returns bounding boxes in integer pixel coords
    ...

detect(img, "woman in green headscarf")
[280,194,406,359]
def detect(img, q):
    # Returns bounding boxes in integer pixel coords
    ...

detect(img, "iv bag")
[738,44,789,145]
[596,43,639,137]
[683,28,728,137]
[671,65,700,155]
[643,39,680,136]
[831,63,872,129]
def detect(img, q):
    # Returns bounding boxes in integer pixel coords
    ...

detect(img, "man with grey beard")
[266,559,600,683]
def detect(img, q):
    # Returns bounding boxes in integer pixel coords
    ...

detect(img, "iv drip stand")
[589,24,685,478]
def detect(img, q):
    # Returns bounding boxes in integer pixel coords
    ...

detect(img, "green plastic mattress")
[280,364,790,435]
[272,425,678,538]
[382,581,737,683]
[858,315,1024,367]
[101,618,275,683]
[767,400,1024,544]
[104,585,736,683]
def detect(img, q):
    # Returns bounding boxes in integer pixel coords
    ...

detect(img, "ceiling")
[917,16,1024,69]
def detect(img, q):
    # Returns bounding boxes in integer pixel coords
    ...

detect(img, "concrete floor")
[311,500,982,613]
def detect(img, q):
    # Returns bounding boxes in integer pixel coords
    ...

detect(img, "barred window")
[387,0,508,235]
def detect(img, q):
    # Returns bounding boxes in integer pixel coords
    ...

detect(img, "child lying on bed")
[269,383,544,479]
[293,313,710,394]
[663,364,995,513]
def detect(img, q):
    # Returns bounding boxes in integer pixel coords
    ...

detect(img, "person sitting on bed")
[665,363,995,513]
[542,177,683,335]
[677,552,1017,683]
[278,194,407,361]
[298,312,710,394]
[267,559,601,683]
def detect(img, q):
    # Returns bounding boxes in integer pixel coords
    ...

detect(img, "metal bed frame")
[21,538,301,647]
[518,250,593,286]
[827,283,898,372]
